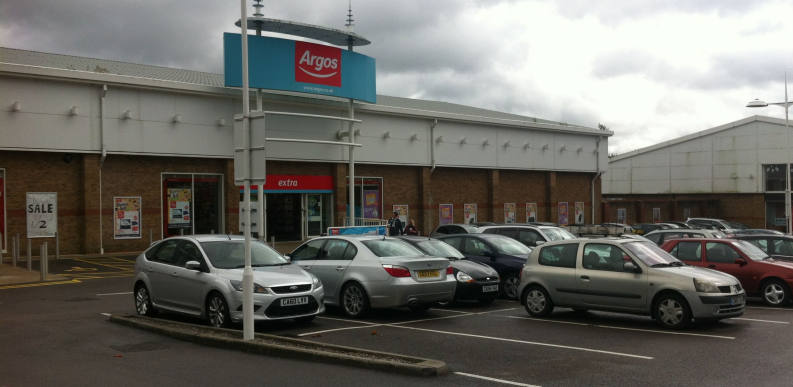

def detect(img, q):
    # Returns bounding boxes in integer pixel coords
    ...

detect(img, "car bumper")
[682,290,746,319]
[367,276,458,308]
[228,287,325,323]
[454,279,501,301]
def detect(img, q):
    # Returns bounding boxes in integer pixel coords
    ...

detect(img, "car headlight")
[229,279,268,294]
[456,271,475,283]
[693,278,719,293]
[313,275,323,289]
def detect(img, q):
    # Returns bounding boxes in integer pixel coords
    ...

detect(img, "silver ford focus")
[133,235,324,328]
[287,235,457,317]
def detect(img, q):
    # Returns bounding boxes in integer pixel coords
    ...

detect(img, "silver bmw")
[287,235,457,318]
[133,235,324,328]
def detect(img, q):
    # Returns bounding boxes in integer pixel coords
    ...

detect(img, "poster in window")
[526,203,537,223]
[363,190,380,219]
[115,197,142,239]
[167,188,191,228]
[617,208,627,223]
[393,205,408,227]
[504,203,516,223]
[574,202,585,224]
[464,204,477,224]
[558,202,569,226]
[683,208,691,220]
[26,192,57,238]
[653,208,661,223]
[439,204,453,225]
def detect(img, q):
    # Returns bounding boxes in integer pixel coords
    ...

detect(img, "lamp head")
[746,99,768,108]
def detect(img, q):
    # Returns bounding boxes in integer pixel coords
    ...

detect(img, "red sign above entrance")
[239,175,333,193]
[295,41,342,87]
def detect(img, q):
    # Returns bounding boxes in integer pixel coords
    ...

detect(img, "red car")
[660,238,793,307]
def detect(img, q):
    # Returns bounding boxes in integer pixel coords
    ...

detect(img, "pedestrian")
[404,219,419,235]
[387,211,403,236]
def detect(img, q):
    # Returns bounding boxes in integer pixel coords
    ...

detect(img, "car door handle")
[171,272,178,277]
[147,268,154,272]
[301,266,311,271]
[335,266,344,272]
[580,275,590,280]
[708,265,716,268]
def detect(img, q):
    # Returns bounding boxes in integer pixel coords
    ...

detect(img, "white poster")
[114,197,142,239]
[464,204,477,224]
[167,188,191,228]
[26,192,58,238]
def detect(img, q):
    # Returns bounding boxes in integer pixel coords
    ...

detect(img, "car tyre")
[502,274,520,300]
[206,293,231,329]
[761,279,791,307]
[408,303,431,313]
[341,283,370,318]
[655,293,691,330]
[479,297,497,305]
[524,286,554,317]
[294,316,316,324]
[134,284,158,317]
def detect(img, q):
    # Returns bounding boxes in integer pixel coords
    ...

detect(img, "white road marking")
[386,324,653,360]
[96,292,133,296]
[504,315,735,339]
[316,316,379,325]
[455,372,540,387]
[298,324,385,337]
[496,299,518,303]
[429,308,473,314]
[732,317,789,324]
[746,306,793,312]
[100,313,111,316]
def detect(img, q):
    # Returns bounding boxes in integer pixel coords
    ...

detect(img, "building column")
[490,170,500,222]
[334,163,348,227]
[546,171,556,223]
[223,159,237,235]
[81,154,101,254]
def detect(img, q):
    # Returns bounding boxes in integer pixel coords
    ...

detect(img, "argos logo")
[295,41,342,87]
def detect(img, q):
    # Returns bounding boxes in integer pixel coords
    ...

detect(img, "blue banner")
[328,226,386,236]
[224,33,376,104]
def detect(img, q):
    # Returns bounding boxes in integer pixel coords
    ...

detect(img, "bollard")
[40,242,47,282]
[211,229,214,235]
[27,238,32,271]
[55,232,60,260]
[149,229,153,245]
[179,228,184,236]
[271,236,275,249]
[11,236,17,267]
[15,233,20,268]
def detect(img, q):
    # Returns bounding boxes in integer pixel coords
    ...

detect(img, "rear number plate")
[482,285,498,292]
[729,296,743,306]
[280,296,309,307]
[417,270,439,278]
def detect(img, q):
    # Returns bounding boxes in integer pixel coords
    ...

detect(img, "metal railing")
[344,218,389,227]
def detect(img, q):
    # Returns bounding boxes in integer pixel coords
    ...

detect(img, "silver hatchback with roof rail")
[517,237,745,329]
[475,224,577,248]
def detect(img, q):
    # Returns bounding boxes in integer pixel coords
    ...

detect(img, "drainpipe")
[99,84,107,255]
[590,136,603,224]
[430,119,438,174]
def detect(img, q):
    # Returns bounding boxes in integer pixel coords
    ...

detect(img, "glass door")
[306,194,323,236]
[162,173,223,238]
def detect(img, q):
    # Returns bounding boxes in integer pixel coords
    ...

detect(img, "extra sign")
[26,192,57,238]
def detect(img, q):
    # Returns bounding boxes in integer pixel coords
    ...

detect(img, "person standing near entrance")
[387,211,403,236]
[404,219,419,235]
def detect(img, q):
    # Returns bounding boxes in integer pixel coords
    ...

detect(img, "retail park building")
[0,46,611,255]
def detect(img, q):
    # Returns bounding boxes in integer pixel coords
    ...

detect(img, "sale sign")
[114,197,142,239]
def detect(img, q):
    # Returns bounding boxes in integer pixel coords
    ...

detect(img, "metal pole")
[40,243,47,282]
[271,235,275,249]
[27,238,32,271]
[785,72,791,235]
[15,233,20,267]
[240,0,254,342]
[149,229,153,245]
[11,236,17,267]
[55,232,60,260]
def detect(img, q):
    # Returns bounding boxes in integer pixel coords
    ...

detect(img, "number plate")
[482,285,499,292]
[729,296,743,306]
[417,270,439,278]
[280,296,309,307]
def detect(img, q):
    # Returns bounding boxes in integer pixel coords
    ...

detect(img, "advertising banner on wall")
[574,202,585,224]
[167,189,191,228]
[558,202,569,226]
[26,192,57,238]
[224,34,377,104]
[363,190,380,219]
[439,204,453,225]
[653,208,661,223]
[504,203,517,223]
[114,197,141,239]
[464,204,477,224]
[526,203,537,223]
[618,208,627,223]
[393,205,408,226]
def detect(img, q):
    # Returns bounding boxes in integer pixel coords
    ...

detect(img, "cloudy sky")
[2,0,792,154]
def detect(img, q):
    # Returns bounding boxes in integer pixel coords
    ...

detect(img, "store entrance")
[268,193,302,242]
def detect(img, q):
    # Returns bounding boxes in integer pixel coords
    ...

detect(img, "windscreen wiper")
[651,263,672,268]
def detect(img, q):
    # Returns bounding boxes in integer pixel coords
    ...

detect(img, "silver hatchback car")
[133,235,325,328]
[517,237,745,329]
[287,235,457,317]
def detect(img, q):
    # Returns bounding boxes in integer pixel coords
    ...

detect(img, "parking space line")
[0,279,81,290]
[298,324,385,337]
[429,308,473,314]
[503,316,735,339]
[385,324,653,360]
[100,313,111,316]
[455,372,540,387]
[732,317,789,324]
[97,292,133,296]
[746,306,793,312]
[316,316,380,325]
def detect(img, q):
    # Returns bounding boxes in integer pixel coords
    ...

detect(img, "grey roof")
[0,46,570,126]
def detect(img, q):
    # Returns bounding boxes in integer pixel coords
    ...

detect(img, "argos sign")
[224,34,376,103]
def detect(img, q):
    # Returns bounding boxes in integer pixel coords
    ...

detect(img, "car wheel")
[206,293,231,329]
[479,297,497,305]
[341,283,370,318]
[761,280,791,306]
[294,316,316,324]
[408,303,431,313]
[502,274,520,300]
[655,294,691,330]
[134,284,158,317]
[523,286,554,317]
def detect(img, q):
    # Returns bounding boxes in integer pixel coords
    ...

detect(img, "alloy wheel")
[208,297,226,328]
[135,287,149,315]
[526,290,546,313]
[344,286,363,315]
[504,277,519,299]
[764,284,786,305]
[658,299,683,326]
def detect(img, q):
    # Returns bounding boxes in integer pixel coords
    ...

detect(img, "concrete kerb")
[108,315,449,377]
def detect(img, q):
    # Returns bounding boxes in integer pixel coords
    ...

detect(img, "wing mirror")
[185,261,203,271]
[284,253,292,262]
[535,241,546,246]
[623,262,641,273]
[482,250,496,260]
[734,258,747,266]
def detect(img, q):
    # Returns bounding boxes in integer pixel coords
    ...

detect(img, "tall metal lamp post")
[747,72,791,234]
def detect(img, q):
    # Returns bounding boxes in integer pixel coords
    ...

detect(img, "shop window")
[764,164,787,192]
[345,177,383,224]
[162,173,223,238]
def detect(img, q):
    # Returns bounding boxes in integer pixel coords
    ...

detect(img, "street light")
[747,72,791,234]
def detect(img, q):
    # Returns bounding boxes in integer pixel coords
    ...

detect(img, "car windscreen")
[488,237,532,255]
[623,241,682,266]
[416,241,465,259]
[362,239,425,257]
[200,241,288,269]
[733,240,770,261]
[544,228,576,241]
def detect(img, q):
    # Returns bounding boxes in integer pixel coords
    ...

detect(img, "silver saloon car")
[133,235,325,328]
[517,237,745,329]
[287,235,457,318]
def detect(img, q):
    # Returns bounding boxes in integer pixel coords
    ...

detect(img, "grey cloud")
[548,0,774,23]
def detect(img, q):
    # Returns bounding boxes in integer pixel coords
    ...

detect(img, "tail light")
[382,264,411,277]
[446,266,454,275]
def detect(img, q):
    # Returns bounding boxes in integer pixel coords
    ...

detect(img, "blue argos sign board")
[224,33,376,104]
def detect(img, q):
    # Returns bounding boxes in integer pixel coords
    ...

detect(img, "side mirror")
[535,241,546,246]
[735,258,747,266]
[623,262,641,273]
[185,261,203,271]
[482,250,495,258]
[284,255,292,262]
